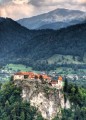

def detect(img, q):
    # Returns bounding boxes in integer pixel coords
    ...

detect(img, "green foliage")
[53,80,86,120]
[61,109,74,120]
[0,19,86,72]
[0,81,43,120]
[52,115,59,120]
[63,79,86,120]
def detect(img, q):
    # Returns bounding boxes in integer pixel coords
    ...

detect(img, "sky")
[0,0,86,20]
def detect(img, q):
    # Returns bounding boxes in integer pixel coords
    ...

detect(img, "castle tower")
[58,76,63,89]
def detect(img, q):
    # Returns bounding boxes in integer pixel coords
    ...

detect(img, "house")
[13,72,36,80]
[50,81,58,87]
[13,72,51,81]
[58,76,63,89]
[51,76,63,89]
[42,74,51,82]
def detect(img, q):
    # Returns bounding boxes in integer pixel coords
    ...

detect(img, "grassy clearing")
[55,67,74,75]
[48,54,85,64]
[5,64,32,72]
[49,67,86,76]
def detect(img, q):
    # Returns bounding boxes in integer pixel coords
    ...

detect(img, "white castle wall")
[14,75,24,80]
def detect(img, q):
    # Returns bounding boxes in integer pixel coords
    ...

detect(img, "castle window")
[24,75,28,79]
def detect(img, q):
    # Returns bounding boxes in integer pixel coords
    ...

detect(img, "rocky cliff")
[14,80,70,120]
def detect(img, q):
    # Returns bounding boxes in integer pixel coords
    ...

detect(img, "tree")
[0,81,43,120]
[63,78,68,92]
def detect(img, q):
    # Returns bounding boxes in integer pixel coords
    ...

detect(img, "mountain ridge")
[0,18,86,69]
[17,8,86,30]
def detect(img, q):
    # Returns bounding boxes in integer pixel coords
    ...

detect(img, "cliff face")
[14,80,70,120]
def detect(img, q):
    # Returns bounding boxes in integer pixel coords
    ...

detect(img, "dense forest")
[62,79,86,120]
[0,18,86,71]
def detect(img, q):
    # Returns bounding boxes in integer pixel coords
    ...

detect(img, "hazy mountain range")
[17,8,86,30]
[0,17,86,69]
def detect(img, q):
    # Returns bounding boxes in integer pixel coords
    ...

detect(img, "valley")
[0,63,86,88]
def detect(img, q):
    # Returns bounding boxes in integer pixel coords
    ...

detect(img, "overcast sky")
[0,0,86,20]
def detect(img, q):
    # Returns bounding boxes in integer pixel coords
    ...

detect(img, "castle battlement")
[13,72,64,89]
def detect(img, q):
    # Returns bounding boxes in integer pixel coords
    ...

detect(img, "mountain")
[0,17,6,23]
[38,19,84,30]
[0,18,86,69]
[17,8,86,30]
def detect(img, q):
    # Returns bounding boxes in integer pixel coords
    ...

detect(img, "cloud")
[76,0,86,4]
[12,0,30,4]
[0,0,86,20]
[30,0,86,6]
[0,3,36,19]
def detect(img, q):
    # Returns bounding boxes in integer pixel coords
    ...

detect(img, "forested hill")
[0,18,86,65]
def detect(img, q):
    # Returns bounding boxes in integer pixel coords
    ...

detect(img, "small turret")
[58,76,63,81]
[58,76,63,89]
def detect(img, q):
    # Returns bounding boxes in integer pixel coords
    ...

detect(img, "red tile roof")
[14,72,62,82]
[42,74,51,80]
[58,76,63,81]
[15,72,34,76]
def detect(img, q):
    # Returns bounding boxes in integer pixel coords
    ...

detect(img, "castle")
[13,72,63,89]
